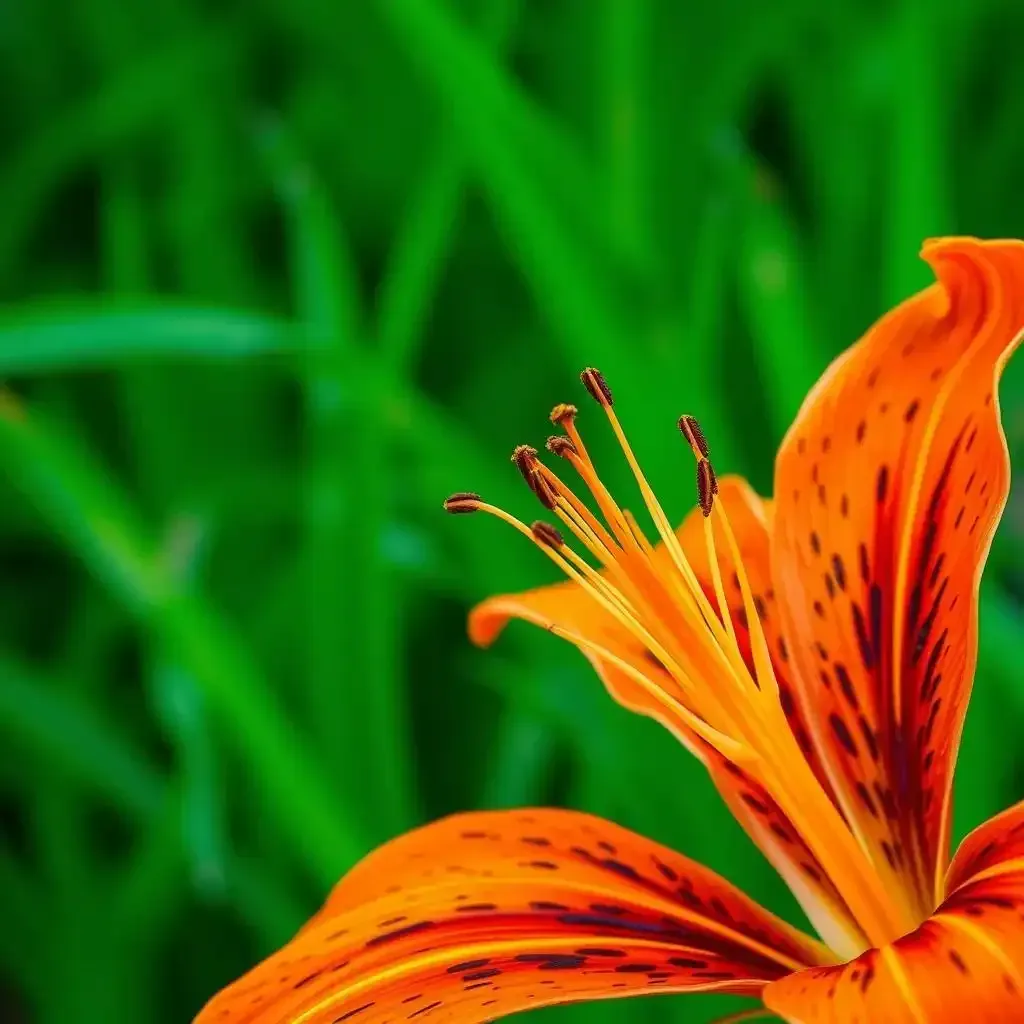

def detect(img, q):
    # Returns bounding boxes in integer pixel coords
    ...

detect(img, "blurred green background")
[2,1,1024,1022]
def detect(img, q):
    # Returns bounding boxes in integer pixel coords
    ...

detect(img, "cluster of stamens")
[443,367,780,761]
[444,367,919,950]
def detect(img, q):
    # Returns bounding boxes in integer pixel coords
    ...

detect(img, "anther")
[511,444,538,477]
[530,521,565,548]
[580,367,614,407]
[696,459,716,517]
[678,415,710,460]
[443,492,482,514]
[549,403,578,426]
[531,471,558,510]
[512,444,556,510]
[546,435,577,459]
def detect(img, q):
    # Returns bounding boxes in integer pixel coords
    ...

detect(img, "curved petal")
[772,237,1024,916]
[763,801,1024,1022]
[471,477,865,954]
[945,798,1024,894]
[194,809,829,1024]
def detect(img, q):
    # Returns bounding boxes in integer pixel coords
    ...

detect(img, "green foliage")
[1,1,1023,1022]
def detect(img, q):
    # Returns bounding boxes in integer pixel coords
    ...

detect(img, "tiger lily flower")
[196,236,1024,1023]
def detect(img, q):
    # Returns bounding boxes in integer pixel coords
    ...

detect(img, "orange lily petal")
[471,477,865,956]
[763,801,1024,1022]
[772,237,1024,917]
[945,798,1024,894]
[195,809,829,1023]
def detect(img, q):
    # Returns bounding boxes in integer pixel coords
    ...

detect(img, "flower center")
[446,367,923,953]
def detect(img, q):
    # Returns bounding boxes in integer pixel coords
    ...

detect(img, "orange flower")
[195,237,1024,1023]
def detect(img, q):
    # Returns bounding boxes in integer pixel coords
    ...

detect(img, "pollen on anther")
[511,445,557,509]
[678,415,710,460]
[443,492,482,514]
[697,459,716,517]
[531,521,565,548]
[546,435,577,459]
[511,444,538,475]
[550,403,578,426]
[580,367,614,406]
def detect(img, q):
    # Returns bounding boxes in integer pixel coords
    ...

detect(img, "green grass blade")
[599,0,652,263]
[0,398,365,884]
[734,156,825,435]
[260,122,416,836]
[377,0,635,377]
[0,651,304,955]
[0,303,304,373]
[882,0,953,305]
[152,660,228,896]
[0,30,236,284]
[376,0,522,375]
[479,710,557,808]
[0,655,162,815]
[380,0,650,280]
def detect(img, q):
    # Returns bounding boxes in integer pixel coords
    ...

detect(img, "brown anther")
[708,459,719,496]
[696,459,716,517]
[511,444,539,477]
[531,470,558,510]
[530,521,564,548]
[512,444,556,510]
[545,435,577,459]
[443,492,482,514]
[549,403,578,426]
[580,367,613,407]
[678,414,710,460]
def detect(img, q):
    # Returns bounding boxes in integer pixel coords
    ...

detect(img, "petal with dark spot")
[194,809,828,1023]
[773,237,1024,918]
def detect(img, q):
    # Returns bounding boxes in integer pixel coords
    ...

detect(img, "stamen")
[711,500,777,699]
[544,478,621,560]
[443,492,482,514]
[592,376,729,647]
[511,444,539,484]
[545,405,643,555]
[552,430,736,683]
[469,492,747,736]
[549,403,578,426]
[559,442,638,550]
[528,465,685,667]
[678,414,710,460]
[580,366,614,407]
[470,501,666,667]
[512,445,557,510]
[544,623,746,759]
[581,384,764,718]
[545,435,577,459]
[623,510,655,556]
[697,459,716,517]
[534,471,741,721]
[548,398,637,554]
[530,521,564,548]
[700,495,739,652]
